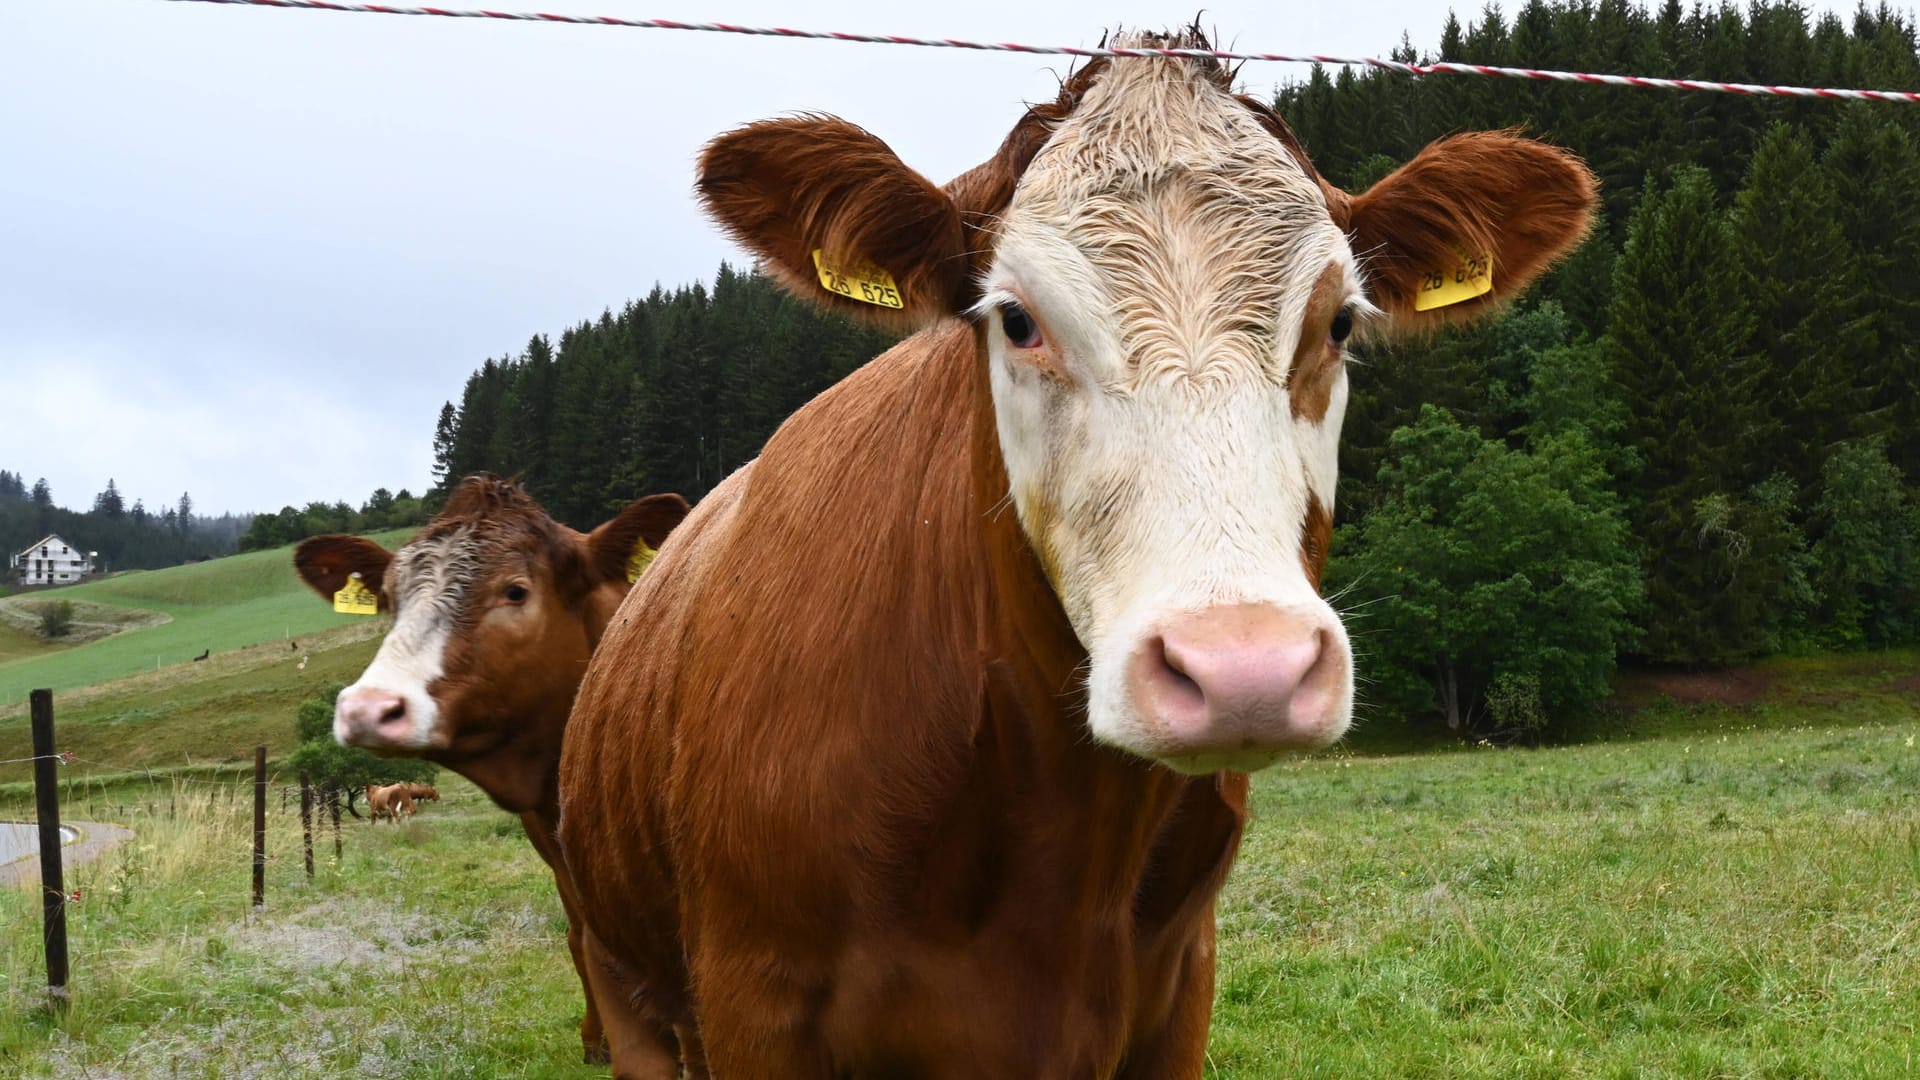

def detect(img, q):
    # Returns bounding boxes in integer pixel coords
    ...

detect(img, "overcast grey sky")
[0,0,1864,517]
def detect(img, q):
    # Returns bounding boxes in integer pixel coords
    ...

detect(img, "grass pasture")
[0,529,415,707]
[0,660,1915,1078]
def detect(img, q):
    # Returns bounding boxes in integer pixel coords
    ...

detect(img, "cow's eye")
[1000,302,1042,349]
[1330,306,1355,345]
[503,585,529,604]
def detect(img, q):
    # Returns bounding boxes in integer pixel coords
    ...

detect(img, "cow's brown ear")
[697,115,970,330]
[294,535,393,609]
[1334,131,1598,335]
[585,493,691,586]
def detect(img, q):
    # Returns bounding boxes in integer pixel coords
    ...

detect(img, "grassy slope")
[0,529,414,706]
[0,653,1915,1076]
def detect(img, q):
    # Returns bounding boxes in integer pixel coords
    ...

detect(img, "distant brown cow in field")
[401,782,439,804]
[363,783,413,823]
[557,26,1596,1078]
[294,475,688,1064]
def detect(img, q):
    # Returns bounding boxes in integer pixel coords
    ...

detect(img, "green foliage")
[1806,440,1920,648]
[1327,406,1642,738]
[237,487,427,552]
[36,599,74,639]
[431,264,898,528]
[411,0,1920,694]
[1277,0,1920,672]
[284,681,436,795]
[0,485,250,576]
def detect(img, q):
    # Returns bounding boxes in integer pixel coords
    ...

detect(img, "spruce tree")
[1606,167,1763,663]
[1730,122,1871,487]
[1822,106,1920,480]
[430,401,458,490]
[93,479,125,519]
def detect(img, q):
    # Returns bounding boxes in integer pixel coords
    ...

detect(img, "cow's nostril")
[1155,634,1203,701]
[376,698,407,728]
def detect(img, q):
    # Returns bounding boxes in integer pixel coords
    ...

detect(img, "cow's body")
[365,783,414,823]
[294,477,687,1064]
[565,327,1252,1075]
[561,28,1594,1078]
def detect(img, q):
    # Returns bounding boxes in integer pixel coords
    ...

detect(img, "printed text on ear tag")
[812,249,904,310]
[333,573,379,616]
[626,542,658,584]
[1414,251,1494,312]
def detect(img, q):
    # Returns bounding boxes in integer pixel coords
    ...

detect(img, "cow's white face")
[979,49,1358,773]
[334,528,482,751]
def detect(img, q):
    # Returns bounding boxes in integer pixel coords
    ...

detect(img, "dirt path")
[0,820,135,888]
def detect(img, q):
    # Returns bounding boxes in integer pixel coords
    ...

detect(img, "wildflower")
[1907,735,1915,749]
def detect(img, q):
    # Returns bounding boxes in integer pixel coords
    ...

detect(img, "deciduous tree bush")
[1327,407,1641,739]
[285,684,436,808]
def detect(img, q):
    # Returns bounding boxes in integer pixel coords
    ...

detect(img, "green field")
[1,650,1916,1077]
[0,530,414,708]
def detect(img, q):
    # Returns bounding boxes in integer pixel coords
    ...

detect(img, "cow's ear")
[586,493,691,586]
[697,115,970,330]
[1328,131,1597,336]
[294,535,393,609]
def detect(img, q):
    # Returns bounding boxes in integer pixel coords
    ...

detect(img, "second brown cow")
[295,475,687,1064]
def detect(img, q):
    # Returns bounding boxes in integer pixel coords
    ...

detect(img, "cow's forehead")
[1016,53,1326,219]
[391,526,485,607]
[998,54,1344,385]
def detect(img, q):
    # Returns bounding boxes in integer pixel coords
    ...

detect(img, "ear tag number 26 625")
[812,250,904,310]
[1414,251,1494,312]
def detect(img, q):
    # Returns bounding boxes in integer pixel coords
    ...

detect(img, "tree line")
[0,471,247,575]
[236,488,432,551]
[422,1,1920,738]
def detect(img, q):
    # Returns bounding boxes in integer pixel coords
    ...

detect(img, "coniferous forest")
[0,472,249,574]
[426,1,1920,738]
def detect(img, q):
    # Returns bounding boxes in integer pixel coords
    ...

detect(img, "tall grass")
[2,776,594,1079]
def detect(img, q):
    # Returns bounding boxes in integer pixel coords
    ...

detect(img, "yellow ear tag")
[625,541,658,584]
[1413,251,1494,312]
[333,573,379,616]
[811,249,904,310]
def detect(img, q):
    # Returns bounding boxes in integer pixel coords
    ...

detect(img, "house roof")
[12,534,88,563]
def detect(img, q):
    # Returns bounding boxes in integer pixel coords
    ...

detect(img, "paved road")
[0,821,77,865]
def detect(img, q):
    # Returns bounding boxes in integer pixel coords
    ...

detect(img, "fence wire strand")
[153,0,1920,104]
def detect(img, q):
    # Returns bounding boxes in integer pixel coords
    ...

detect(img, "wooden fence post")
[329,786,342,862]
[251,745,266,911]
[30,689,70,1008]
[299,772,315,882]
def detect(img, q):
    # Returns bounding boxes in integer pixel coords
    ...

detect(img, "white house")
[10,535,94,587]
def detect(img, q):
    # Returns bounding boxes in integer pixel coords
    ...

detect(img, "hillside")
[0,528,414,707]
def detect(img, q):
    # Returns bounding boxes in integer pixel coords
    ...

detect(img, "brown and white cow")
[362,782,414,823]
[293,475,688,1064]
[558,28,1596,1078]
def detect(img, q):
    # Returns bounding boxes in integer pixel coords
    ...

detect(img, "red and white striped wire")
[155,0,1920,104]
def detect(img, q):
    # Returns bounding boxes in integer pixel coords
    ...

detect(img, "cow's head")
[294,477,688,808]
[696,29,1594,774]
